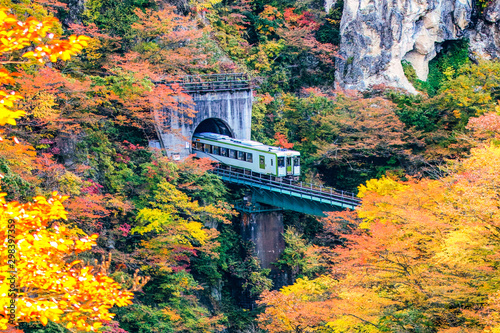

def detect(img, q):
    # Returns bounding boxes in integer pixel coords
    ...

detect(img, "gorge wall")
[334,0,500,92]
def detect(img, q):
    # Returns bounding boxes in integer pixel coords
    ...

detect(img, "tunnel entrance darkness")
[193,118,234,137]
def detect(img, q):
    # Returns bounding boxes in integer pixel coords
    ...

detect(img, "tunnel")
[193,118,234,137]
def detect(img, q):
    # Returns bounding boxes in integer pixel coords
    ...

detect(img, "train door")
[293,156,300,176]
[286,157,292,175]
[259,155,265,169]
[277,157,285,176]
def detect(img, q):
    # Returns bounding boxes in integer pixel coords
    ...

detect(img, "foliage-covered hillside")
[1,0,500,332]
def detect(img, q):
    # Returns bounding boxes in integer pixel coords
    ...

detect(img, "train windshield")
[294,156,300,166]
[278,157,285,167]
[247,153,253,162]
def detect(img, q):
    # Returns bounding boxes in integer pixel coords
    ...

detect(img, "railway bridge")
[214,166,359,216]
[153,74,359,282]
[153,73,360,215]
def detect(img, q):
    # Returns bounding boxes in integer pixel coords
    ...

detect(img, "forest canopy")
[0,0,500,332]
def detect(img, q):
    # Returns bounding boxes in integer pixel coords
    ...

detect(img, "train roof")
[193,132,300,155]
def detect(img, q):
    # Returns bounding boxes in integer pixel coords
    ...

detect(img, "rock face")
[467,0,500,60]
[335,0,473,92]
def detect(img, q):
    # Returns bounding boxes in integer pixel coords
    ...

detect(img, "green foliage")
[277,227,324,280]
[190,224,272,331]
[0,160,35,200]
[389,92,441,132]
[401,60,432,93]
[18,321,69,333]
[216,225,273,297]
[434,59,500,126]
[394,59,500,136]
[83,0,155,40]
[315,0,343,46]
[427,39,471,95]
[401,40,471,96]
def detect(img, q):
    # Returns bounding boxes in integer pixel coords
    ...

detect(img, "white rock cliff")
[333,0,495,92]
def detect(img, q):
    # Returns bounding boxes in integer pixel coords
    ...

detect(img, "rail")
[212,165,361,209]
[160,73,251,93]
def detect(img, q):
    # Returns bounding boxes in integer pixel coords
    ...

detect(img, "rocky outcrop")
[467,1,500,60]
[325,0,337,12]
[64,0,85,25]
[335,0,473,92]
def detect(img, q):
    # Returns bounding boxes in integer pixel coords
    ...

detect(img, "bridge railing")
[212,165,361,207]
[160,73,251,93]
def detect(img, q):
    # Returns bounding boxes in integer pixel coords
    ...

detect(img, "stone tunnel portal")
[193,118,234,138]
[153,74,252,160]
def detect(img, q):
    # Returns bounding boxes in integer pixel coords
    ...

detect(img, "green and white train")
[192,132,300,179]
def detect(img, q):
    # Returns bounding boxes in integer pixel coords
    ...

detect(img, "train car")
[192,132,300,179]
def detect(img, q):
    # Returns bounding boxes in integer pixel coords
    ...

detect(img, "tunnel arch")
[193,118,234,138]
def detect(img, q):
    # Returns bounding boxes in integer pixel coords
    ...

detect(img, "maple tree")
[257,276,337,333]
[258,138,500,332]
[0,6,134,331]
[0,7,89,126]
[274,132,294,149]
[0,193,133,331]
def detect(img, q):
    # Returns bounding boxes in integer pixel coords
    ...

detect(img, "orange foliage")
[0,193,133,331]
[278,8,337,64]
[131,5,209,74]
[274,132,294,149]
[258,288,335,333]
[0,9,134,331]
[0,8,88,125]
[466,112,500,141]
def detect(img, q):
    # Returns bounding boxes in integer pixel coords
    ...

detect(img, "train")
[192,132,300,179]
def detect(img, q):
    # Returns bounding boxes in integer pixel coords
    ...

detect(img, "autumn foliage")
[0,193,133,331]
[258,136,500,332]
[0,7,89,126]
[0,6,133,331]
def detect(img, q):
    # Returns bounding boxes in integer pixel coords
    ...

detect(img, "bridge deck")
[213,166,360,211]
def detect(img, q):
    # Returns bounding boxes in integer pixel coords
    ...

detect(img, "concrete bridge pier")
[238,201,288,290]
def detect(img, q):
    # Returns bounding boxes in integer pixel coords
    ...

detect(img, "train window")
[204,144,211,153]
[238,151,246,160]
[294,157,300,166]
[192,141,196,149]
[271,159,273,166]
[278,157,285,167]
[221,147,228,157]
[196,142,204,150]
[246,153,253,163]
[259,156,265,169]
[213,146,220,155]
[229,149,236,159]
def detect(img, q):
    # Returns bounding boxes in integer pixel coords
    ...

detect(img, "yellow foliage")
[31,92,59,119]
[281,275,336,299]
[357,176,408,198]
[182,221,209,245]
[0,8,88,125]
[191,0,223,11]
[0,193,133,330]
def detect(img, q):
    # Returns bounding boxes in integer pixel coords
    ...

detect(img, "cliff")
[334,0,500,92]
